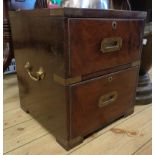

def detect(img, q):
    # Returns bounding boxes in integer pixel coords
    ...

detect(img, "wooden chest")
[9,8,146,150]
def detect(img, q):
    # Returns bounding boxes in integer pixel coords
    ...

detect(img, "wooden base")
[57,108,134,150]
[22,104,135,150]
[56,137,83,151]
[124,108,134,117]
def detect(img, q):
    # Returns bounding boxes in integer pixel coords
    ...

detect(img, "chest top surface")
[10,7,147,19]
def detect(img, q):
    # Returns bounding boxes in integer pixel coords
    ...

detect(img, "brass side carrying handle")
[98,91,118,108]
[101,37,122,53]
[24,62,45,81]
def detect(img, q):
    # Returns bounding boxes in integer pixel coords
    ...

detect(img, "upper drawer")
[69,19,144,76]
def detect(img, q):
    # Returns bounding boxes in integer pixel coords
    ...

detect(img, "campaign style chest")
[9,8,146,150]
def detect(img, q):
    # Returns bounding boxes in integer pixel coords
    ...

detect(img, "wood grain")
[9,8,146,149]
[69,19,143,76]
[4,75,151,155]
[4,106,150,155]
[70,67,138,138]
[4,105,151,155]
[69,106,152,155]
[4,119,48,153]
[4,108,32,129]
[133,140,152,155]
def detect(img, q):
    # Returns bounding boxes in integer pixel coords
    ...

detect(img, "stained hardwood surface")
[4,74,152,155]
[70,67,138,138]
[69,19,143,76]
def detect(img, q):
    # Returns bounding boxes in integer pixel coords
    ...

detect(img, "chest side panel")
[9,13,69,139]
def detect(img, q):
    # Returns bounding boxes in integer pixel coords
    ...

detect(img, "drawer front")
[69,19,143,76]
[70,67,138,138]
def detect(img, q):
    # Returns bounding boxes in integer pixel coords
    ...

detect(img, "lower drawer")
[69,67,138,138]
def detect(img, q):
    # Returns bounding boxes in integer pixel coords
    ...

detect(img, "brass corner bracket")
[131,60,140,67]
[53,74,82,86]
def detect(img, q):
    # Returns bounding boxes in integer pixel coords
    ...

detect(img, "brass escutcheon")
[112,21,117,30]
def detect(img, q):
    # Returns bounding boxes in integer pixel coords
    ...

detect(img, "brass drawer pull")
[101,37,122,53]
[98,91,118,108]
[24,62,45,81]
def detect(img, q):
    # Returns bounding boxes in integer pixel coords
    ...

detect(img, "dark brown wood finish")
[9,8,146,150]
[10,8,147,19]
[9,13,69,141]
[50,7,146,19]
[70,67,138,138]
[69,18,144,76]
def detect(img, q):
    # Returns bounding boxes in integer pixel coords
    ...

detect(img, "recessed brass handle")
[24,62,45,81]
[98,91,118,108]
[101,37,122,53]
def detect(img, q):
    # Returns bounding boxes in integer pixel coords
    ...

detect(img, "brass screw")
[108,76,113,82]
